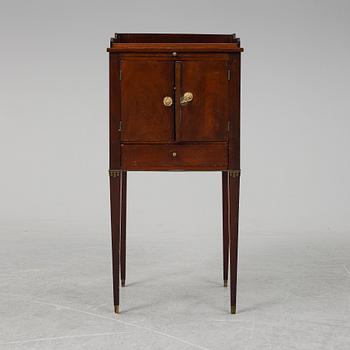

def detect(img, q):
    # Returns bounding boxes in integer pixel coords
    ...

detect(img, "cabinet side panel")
[110,54,121,169]
[229,54,241,170]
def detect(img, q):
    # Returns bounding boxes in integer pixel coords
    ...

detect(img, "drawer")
[121,144,228,171]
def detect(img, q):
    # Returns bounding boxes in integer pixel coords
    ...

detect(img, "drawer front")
[121,144,228,170]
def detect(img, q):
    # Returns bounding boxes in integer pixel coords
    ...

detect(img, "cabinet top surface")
[107,33,243,53]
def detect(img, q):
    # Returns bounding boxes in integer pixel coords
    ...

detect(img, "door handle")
[180,92,194,105]
[163,96,173,107]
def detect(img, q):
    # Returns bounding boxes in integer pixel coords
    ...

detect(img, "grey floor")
[1,223,350,350]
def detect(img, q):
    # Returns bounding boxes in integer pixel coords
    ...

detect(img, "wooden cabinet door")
[175,60,229,142]
[121,60,174,142]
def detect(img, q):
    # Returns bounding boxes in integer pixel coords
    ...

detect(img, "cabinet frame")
[108,34,243,315]
[110,51,241,172]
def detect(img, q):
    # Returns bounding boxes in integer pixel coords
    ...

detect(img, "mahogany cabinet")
[107,33,243,314]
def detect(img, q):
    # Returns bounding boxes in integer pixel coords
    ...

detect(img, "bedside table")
[107,33,243,314]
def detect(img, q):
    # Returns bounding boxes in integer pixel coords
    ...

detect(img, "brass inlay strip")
[109,170,121,178]
[229,170,241,178]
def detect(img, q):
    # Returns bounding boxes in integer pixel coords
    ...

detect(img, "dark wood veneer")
[112,33,238,44]
[108,43,243,53]
[121,143,228,170]
[108,33,242,315]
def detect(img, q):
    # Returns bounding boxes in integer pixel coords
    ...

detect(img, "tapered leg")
[110,170,121,314]
[228,171,240,314]
[222,171,229,287]
[120,171,127,287]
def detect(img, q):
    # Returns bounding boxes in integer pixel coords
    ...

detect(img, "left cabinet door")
[120,60,174,142]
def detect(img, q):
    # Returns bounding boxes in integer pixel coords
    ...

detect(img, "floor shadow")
[238,299,280,313]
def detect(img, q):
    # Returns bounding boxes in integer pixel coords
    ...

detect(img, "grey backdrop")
[1,1,350,349]
[1,0,349,235]
[1,0,350,234]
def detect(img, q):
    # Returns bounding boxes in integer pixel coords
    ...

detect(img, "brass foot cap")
[114,305,120,314]
[224,280,228,287]
[231,305,236,314]
[121,280,125,287]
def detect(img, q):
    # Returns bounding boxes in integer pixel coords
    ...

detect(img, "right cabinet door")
[176,60,230,142]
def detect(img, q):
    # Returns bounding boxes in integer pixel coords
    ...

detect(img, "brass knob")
[163,96,173,107]
[180,92,194,105]
[172,152,177,158]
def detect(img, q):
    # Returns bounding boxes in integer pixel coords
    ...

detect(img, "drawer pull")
[172,152,177,158]
[180,91,193,105]
[163,96,173,107]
